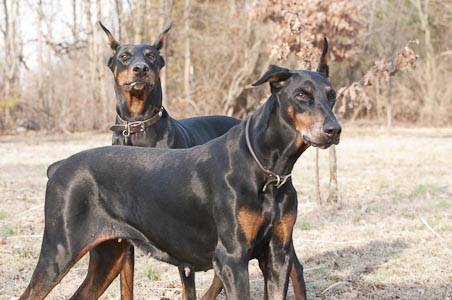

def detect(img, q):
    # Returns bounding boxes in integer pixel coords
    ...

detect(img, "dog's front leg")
[212,240,250,300]
[263,236,293,300]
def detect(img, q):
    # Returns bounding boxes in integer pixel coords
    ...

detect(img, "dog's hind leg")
[69,239,131,300]
[178,267,197,300]
[120,245,135,300]
[18,229,93,300]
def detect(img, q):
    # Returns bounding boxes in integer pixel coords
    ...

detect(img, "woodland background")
[1,0,452,132]
[1,1,452,299]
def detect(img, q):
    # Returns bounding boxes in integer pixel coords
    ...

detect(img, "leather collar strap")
[245,117,292,192]
[110,107,164,137]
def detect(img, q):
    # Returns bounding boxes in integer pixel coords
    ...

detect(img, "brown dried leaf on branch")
[252,0,366,67]
[337,41,419,116]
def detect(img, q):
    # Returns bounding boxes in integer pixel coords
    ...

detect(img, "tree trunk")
[326,145,338,205]
[115,0,124,41]
[375,78,381,121]
[159,0,170,107]
[37,0,44,109]
[84,0,94,127]
[3,0,20,98]
[315,148,322,205]
[96,0,108,127]
[412,0,436,121]
[183,0,191,104]
[133,1,145,44]
[2,0,21,128]
[386,77,392,130]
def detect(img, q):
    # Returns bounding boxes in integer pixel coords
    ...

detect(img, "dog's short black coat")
[18,46,341,299]
[99,22,241,300]
[98,22,308,300]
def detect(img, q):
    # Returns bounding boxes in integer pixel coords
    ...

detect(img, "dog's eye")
[146,53,156,62]
[328,91,336,101]
[296,93,305,101]
[120,53,130,61]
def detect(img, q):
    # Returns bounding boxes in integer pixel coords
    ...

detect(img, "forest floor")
[1,126,451,300]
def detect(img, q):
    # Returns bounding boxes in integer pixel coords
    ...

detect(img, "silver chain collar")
[245,117,292,192]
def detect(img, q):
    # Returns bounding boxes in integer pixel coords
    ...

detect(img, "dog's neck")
[248,95,309,177]
[115,78,163,122]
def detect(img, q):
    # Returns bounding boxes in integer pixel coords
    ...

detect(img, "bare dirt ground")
[1,127,451,300]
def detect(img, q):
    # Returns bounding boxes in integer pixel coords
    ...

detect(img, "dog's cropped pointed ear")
[316,37,329,77]
[153,22,173,51]
[252,65,292,92]
[99,21,120,53]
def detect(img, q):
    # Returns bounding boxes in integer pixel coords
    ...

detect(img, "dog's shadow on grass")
[285,239,449,300]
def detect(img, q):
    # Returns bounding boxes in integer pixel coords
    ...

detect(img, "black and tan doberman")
[18,38,340,300]
[98,22,309,300]
[100,22,241,300]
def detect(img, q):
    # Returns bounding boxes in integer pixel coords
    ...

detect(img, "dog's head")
[99,22,172,97]
[252,39,341,149]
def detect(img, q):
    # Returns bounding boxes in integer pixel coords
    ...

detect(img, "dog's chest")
[236,191,297,249]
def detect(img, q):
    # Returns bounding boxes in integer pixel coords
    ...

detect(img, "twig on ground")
[320,281,350,295]
[298,238,366,244]
[420,217,447,244]
[304,266,326,272]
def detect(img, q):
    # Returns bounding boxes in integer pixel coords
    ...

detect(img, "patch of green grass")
[0,225,14,237]
[353,214,363,223]
[390,194,404,205]
[0,210,7,220]
[434,200,450,210]
[379,182,390,189]
[144,267,162,281]
[439,224,452,232]
[298,220,312,231]
[411,184,429,198]
[411,183,443,199]
[19,250,30,258]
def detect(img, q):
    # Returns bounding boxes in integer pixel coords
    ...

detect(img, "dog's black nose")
[323,120,342,138]
[133,63,150,77]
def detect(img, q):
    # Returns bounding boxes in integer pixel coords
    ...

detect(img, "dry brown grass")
[0,127,451,300]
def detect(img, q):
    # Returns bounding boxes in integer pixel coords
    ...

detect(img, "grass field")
[0,126,451,300]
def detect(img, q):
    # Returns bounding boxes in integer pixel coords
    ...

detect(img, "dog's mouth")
[123,81,153,92]
[303,135,340,149]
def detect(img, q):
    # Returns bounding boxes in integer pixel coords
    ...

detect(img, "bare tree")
[115,0,124,41]
[222,16,265,116]
[326,146,338,205]
[158,0,170,107]
[133,0,145,43]
[37,0,44,110]
[183,0,191,104]
[1,0,21,129]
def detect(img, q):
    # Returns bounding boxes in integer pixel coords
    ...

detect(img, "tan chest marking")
[274,212,297,246]
[237,207,264,247]
[115,69,145,116]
